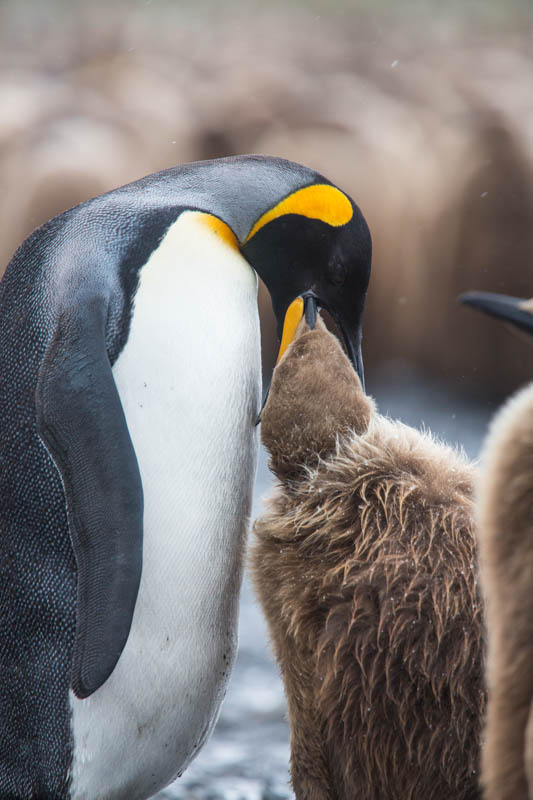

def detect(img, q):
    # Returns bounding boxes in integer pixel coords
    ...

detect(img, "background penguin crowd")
[0,155,371,799]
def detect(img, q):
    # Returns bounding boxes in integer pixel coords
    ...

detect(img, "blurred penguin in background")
[462,291,533,800]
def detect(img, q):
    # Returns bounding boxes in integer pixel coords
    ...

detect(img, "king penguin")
[0,155,371,799]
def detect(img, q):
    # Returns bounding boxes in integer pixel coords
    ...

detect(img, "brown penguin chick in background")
[251,318,485,800]
[461,292,533,800]
[478,383,533,800]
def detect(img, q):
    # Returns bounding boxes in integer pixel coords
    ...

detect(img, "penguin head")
[241,182,371,388]
[460,291,533,337]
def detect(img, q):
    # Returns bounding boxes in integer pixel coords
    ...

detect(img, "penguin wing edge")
[36,296,143,699]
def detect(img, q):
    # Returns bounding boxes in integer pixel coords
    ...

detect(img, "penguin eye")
[328,262,347,286]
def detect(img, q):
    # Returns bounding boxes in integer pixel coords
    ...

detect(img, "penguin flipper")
[36,296,143,699]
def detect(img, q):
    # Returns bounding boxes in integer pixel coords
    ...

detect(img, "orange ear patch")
[245,184,353,244]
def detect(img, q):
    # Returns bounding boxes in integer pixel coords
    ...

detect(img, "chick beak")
[303,292,317,329]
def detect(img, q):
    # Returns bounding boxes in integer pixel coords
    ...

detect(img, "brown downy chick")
[252,320,484,800]
[461,291,533,800]
[478,384,533,800]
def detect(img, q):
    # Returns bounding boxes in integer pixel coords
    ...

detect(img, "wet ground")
[157,366,497,800]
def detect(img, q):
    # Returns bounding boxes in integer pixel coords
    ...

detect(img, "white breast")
[69,211,261,800]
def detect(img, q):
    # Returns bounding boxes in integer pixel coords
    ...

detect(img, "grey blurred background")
[1,1,532,797]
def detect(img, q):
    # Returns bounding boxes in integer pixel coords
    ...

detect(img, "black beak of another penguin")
[459,291,533,336]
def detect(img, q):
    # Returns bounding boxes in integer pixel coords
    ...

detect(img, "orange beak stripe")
[277,297,305,364]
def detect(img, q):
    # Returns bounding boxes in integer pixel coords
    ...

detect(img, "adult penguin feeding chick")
[0,155,371,799]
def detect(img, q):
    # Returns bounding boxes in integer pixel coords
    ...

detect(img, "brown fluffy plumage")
[477,382,533,800]
[251,320,485,800]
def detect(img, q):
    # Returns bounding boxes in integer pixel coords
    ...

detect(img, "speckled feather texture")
[252,321,485,800]
[0,216,77,798]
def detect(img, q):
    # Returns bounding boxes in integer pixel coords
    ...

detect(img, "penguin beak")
[276,296,303,365]
[303,292,318,329]
[459,291,533,336]
[275,292,319,363]
[335,315,365,393]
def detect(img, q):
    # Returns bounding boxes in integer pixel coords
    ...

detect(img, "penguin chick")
[252,322,485,800]
[461,291,533,800]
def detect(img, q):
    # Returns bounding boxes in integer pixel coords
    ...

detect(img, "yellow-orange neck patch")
[194,211,239,250]
[244,184,353,244]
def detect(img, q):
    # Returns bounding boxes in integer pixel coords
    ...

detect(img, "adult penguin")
[0,155,371,799]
